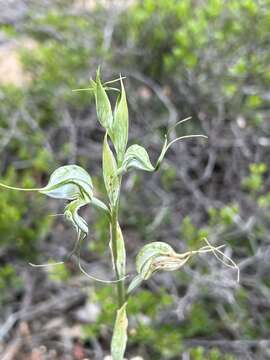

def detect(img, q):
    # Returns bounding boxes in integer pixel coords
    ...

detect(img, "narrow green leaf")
[40,165,93,201]
[111,302,128,360]
[120,144,154,173]
[115,222,126,279]
[103,133,120,204]
[111,78,129,163]
[109,222,126,280]
[94,69,113,129]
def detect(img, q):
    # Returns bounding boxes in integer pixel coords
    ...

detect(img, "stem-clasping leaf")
[103,132,120,205]
[110,222,126,279]
[111,77,129,164]
[111,302,128,360]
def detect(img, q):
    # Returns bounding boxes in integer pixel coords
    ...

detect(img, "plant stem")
[111,196,126,307]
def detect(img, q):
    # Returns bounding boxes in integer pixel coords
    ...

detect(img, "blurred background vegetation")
[0,0,269,359]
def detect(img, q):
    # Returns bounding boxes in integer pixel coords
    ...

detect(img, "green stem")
[111,199,126,307]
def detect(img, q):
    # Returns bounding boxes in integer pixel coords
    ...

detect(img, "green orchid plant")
[0,69,239,359]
